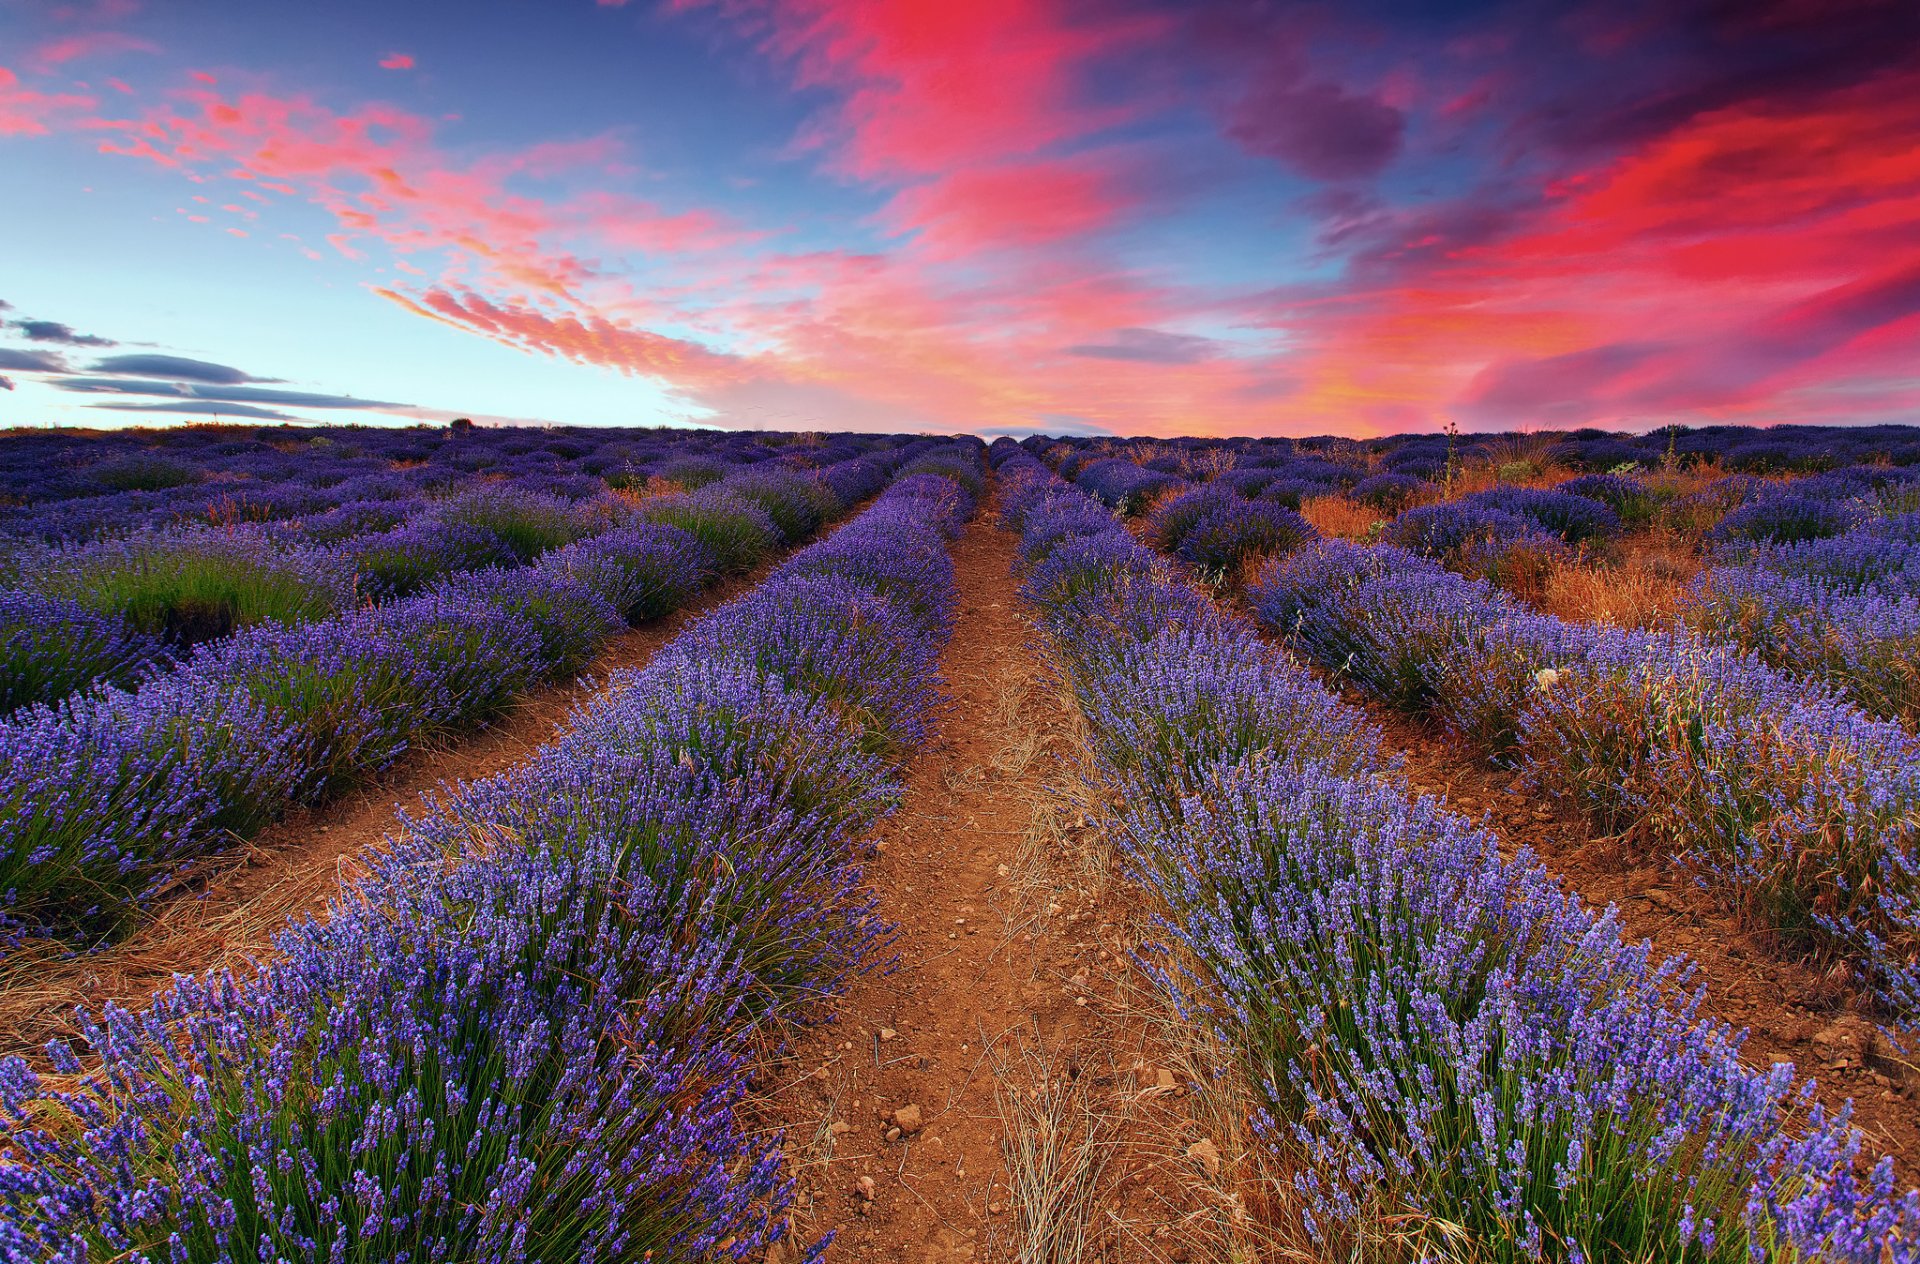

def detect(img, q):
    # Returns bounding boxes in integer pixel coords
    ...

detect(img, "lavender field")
[2,420,1919,1262]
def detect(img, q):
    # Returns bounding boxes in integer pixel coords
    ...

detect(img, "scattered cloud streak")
[85,354,276,384]
[0,348,69,372]
[12,319,114,346]
[1063,327,1220,365]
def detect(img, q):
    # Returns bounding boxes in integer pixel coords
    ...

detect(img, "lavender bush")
[0,591,166,717]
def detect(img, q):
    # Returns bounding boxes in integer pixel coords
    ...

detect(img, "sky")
[1,0,1917,439]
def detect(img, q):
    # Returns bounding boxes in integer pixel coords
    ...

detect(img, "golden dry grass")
[1534,536,1700,629]
[1298,494,1381,540]
[0,838,370,1060]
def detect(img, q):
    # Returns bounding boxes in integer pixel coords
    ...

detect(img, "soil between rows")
[763,508,1229,1262]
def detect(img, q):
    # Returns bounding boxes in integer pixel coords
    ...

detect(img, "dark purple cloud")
[86,354,277,384]
[1062,327,1221,364]
[96,400,298,420]
[1229,78,1405,182]
[1340,192,1527,279]
[53,376,407,410]
[1537,0,1920,156]
[13,319,115,347]
[0,347,67,373]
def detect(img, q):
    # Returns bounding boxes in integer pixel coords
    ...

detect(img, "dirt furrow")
[765,510,1078,1262]
[765,505,1244,1263]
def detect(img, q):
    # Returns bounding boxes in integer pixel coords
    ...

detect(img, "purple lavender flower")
[0,590,168,716]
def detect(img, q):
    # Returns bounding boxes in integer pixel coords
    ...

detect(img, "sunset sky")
[2,0,1917,437]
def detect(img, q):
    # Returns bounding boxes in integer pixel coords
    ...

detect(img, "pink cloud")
[0,65,96,135]
[377,286,743,386]
[31,31,158,68]
[378,53,415,71]
[879,153,1147,257]
[675,0,1164,179]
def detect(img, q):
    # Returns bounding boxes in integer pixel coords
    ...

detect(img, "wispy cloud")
[12,319,115,347]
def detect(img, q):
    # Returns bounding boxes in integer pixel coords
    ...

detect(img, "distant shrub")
[716,468,840,543]
[655,455,730,489]
[639,489,781,574]
[1146,485,1242,553]
[1175,502,1317,577]
[1077,458,1183,515]
[1349,471,1427,512]
[436,567,623,679]
[34,534,354,650]
[87,453,203,492]
[431,486,592,562]
[1556,473,1658,528]
[1462,485,1621,544]
[1382,502,1532,562]
[1709,493,1861,551]
[347,519,513,601]
[545,524,715,625]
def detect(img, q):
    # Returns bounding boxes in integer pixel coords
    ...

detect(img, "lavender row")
[0,424,902,539]
[1686,514,1920,726]
[1031,425,1920,507]
[0,457,902,947]
[1289,457,1920,735]
[1071,446,1920,1033]
[0,438,911,716]
[0,486,594,717]
[0,451,978,1262]
[990,439,1919,1262]
[1356,469,1920,725]
[1248,536,1920,1036]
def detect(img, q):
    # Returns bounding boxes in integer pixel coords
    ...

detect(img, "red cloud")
[31,31,159,68]
[880,153,1145,257]
[378,53,415,71]
[1261,64,1920,433]
[677,0,1163,180]
[378,286,742,386]
[32,3,1920,438]
[0,65,96,135]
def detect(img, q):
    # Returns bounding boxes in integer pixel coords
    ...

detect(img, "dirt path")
[761,508,1135,1261]
[762,509,1077,1261]
[766,504,1247,1263]
[0,561,779,1058]
[1356,702,1920,1173]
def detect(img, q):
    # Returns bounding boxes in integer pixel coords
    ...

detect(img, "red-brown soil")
[763,508,1236,1263]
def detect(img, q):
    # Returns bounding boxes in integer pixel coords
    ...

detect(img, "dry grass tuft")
[991,1034,1127,1264]
[1298,495,1380,541]
[1536,537,1699,629]
[0,835,372,1059]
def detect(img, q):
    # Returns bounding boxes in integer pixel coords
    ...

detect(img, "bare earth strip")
[764,508,1086,1262]
[766,506,1240,1264]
